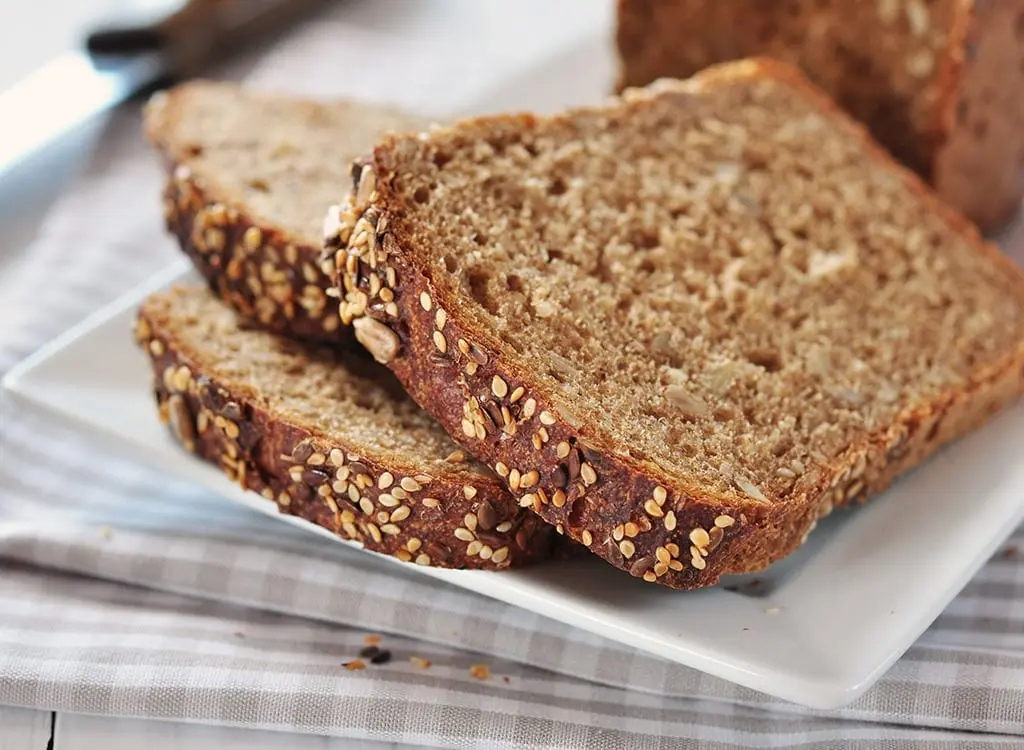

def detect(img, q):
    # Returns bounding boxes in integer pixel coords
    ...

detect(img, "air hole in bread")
[506,273,524,293]
[413,186,431,204]
[185,144,203,157]
[548,177,568,196]
[432,151,453,169]
[443,254,459,273]
[467,269,500,316]
[247,178,270,193]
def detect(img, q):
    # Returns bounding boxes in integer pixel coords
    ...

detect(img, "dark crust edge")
[133,304,562,571]
[331,59,1024,589]
[160,164,350,346]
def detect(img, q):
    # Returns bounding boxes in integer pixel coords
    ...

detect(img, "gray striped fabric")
[1,3,1024,746]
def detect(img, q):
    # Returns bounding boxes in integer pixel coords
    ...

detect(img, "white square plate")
[5,259,1024,709]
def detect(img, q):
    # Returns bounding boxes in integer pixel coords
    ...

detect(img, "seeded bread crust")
[325,60,1024,589]
[157,170,348,343]
[144,82,421,343]
[134,291,559,571]
[614,0,1024,231]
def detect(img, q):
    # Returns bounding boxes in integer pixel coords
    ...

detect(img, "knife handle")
[87,0,332,78]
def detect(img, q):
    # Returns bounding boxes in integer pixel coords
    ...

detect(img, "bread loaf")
[325,59,1024,589]
[615,0,1024,231]
[135,285,560,570]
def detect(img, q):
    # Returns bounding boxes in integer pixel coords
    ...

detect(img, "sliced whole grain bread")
[614,0,1024,232]
[324,59,1024,589]
[143,81,423,343]
[135,285,559,570]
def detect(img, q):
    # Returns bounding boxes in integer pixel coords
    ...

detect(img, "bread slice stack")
[139,84,562,571]
[142,58,1024,588]
[325,59,1024,588]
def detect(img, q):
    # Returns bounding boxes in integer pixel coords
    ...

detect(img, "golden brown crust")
[328,60,1024,588]
[133,301,561,571]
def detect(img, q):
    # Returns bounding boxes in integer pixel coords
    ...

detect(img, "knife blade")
[0,0,330,181]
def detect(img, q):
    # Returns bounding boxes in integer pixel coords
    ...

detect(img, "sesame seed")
[668,559,684,571]
[395,550,412,562]
[666,542,680,557]
[656,547,671,565]
[379,287,394,303]
[552,489,566,507]
[410,656,432,669]
[624,522,639,538]
[479,545,493,560]
[378,472,394,489]
[644,499,664,517]
[149,339,165,356]
[612,525,625,541]
[491,546,509,564]
[495,462,509,477]
[435,309,447,330]
[556,441,571,459]
[422,497,440,509]
[461,419,475,437]
[243,226,262,250]
[454,528,475,542]
[619,541,636,559]
[654,561,669,577]
[368,524,382,543]
[391,486,408,500]
[491,376,508,398]
[664,511,677,531]
[474,423,485,440]
[463,485,477,500]
[378,493,399,508]
[539,411,556,425]
[714,515,736,528]
[359,498,374,515]
[508,469,521,490]
[642,572,658,583]
[419,292,432,311]
[522,398,537,419]
[520,470,539,488]
[537,427,549,443]
[467,540,483,556]
[469,664,490,680]
[691,555,707,571]
[407,538,422,553]
[390,506,411,522]
[401,477,422,492]
[465,362,478,376]
[518,493,536,508]
[330,449,345,467]
[509,386,525,403]
[776,467,796,479]
[690,528,710,548]
[415,554,431,566]
[582,530,593,546]
[495,521,512,533]
[446,450,466,463]
[532,433,542,450]
[432,331,447,353]
[344,660,366,671]
[580,463,597,486]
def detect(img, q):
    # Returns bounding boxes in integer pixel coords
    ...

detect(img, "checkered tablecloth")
[1,2,1024,747]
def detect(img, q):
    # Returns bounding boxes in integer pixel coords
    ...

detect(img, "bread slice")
[143,81,422,343]
[134,285,559,570]
[324,59,1024,589]
[614,0,1024,231]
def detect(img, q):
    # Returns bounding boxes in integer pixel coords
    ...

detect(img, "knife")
[0,0,330,181]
